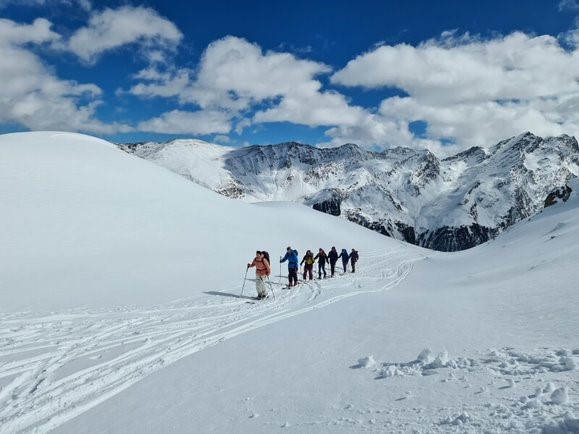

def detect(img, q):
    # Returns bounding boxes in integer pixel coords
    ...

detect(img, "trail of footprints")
[0,248,416,433]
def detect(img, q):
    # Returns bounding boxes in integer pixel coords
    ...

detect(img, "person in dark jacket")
[280,246,299,287]
[338,248,349,273]
[350,248,359,273]
[314,248,328,279]
[328,246,339,277]
[300,250,315,280]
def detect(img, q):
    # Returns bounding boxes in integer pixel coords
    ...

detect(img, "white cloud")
[213,134,231,144]
[124,31,579,152]
[379,96,566,149]
[182,36,331,110]
[128,36,372,138]
[0,17,59,45]
[128,36,333,112]
[66,6,182,63]
[0,18,129,134]
[321,113,415,149]
[253,89,366,127]
[137,110,232,135]
[128,68,191,99]
[0,0,91,10]
[129,36,374,137]
[559,0,579,12]
[332,32,579,105]
[330,31,579,150]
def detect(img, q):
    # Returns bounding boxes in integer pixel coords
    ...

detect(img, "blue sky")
[2,0,579,153]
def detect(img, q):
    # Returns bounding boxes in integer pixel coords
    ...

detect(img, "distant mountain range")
[119,132,579,251]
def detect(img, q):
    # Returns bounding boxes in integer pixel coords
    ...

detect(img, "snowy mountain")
[120,132,579,251]
[1,131,578,433]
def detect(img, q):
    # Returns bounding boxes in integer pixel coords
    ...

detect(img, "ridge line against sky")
[2,0,579,155]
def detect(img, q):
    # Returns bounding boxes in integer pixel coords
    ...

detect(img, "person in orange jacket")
[247,251,271,299]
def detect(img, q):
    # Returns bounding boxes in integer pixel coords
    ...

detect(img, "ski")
[246,295,272,303]
[282,282,303,289]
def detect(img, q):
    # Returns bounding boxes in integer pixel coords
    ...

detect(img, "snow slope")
[0,132,393,312]
[0,132,578,433]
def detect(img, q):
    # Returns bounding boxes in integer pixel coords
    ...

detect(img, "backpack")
[261,251,270,266]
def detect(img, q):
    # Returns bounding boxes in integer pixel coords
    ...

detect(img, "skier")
[247,251,271,299]
[338,248,349,273]
[328,246,339,277]
[280,246,299,288]
[300,250,315,280]
[314,248,328,279]
[350,248,359,273]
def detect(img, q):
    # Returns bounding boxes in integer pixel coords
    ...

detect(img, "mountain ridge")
[119,132,579,251]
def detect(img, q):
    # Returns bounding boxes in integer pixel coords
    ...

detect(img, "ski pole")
[240,266,249,297]
[279,259,282,285]
[267,276,276,300]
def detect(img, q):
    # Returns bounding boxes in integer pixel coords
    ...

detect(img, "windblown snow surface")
[0,132,578,433]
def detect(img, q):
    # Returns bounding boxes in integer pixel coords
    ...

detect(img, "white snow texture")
[0,131,578,433]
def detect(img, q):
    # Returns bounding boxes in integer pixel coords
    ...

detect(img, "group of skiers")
[247,247,359,299]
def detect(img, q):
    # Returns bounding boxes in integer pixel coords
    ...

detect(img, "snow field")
[0,247,418,433]
[351,346,578,431]
[1,132,578,433]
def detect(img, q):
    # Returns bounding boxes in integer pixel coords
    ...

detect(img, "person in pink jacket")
[247,251,271,299]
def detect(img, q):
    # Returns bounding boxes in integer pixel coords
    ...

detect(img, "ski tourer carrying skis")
[247,251,271,299]
[280,246,299,288]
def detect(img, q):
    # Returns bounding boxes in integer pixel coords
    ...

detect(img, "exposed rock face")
[417,225,500,252]
[544,185,573,208]
[119,132,579,251]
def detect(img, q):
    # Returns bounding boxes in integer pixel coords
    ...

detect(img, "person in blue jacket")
[280,246,299,288]
[338,248,349,273]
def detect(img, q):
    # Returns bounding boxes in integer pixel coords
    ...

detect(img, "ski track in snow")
[0,248,416,434]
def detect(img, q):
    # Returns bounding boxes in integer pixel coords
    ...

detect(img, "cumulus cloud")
[183,36,331,110]
[129,36,376,138]
[0,17,59,45]
[0,7,183,137]
[131,33,579,151]
[331,31,579,149]
[332,32,579,104]
[253,89,367,127]
[137,110,232,135]
[379,96,567,151]
[0,18,128,134]
[128,67,191,99]
[65,6,182,63]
